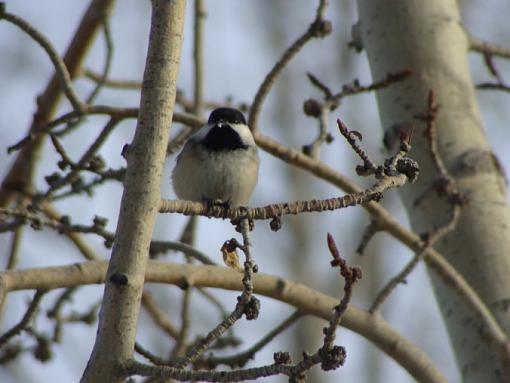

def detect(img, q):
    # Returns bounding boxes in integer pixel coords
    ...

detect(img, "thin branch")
[196,287,230,319]
[128,236,359,380]
[356,219,381,255]
[337,118,378,175]
[85,15,114,104]
[56,14,115,138]
[477,82,510,93]
[41,117,121,201]
[302,101,333,160]
[324,234,362,350]
[7,108,201,153]
[469,35,510,59]
[331,70,413,102]
[172,219,258,369]
[1,8,83,111]
[81,69,142,89]
[135,341,167,366]
[141,291,180,340]
[370,205,461,314]
[248,0,331,131]
[0,0,115,209]
[250,130,506,357]
[192,0,206,115]
[202,311,302,369]
[149,240,216,265]
[371,90,465,314]
[171,287,193,357]
[0,290,47,346]
[47,286,79,342]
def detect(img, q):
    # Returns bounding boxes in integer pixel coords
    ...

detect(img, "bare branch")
[0,8,83,111]
[0,260,452,383]
[469,35,510,59]
[248,0,331,132]
[0,290,47,346]
[201,311,302,369]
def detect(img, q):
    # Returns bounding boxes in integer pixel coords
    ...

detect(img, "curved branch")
[0,0,116,207]
[1,8,83,111]
[0,261,446,383]
[248,0,331,132]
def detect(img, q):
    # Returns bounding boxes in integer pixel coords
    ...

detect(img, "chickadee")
[172,107,259,207]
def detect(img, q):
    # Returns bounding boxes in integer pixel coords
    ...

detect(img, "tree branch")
[80,1,186,381]
[0,261,447,383]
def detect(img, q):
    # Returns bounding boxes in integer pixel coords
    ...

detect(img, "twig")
[0,207,115,249]
[47,286,78,342]
[172,219,259,368]
[196,288,230,319]
[325,234,362,340]
[7,107,201,153]
[167,126,195,156]
[149,240,216,265]
[414,91,465,206]
[126,233,360,381]
[86,15,114,104]
[141,291,180,340]
[251,113,495,334]
[193,0,206,115]
[307,70,413,108]
[356,219,381,255]
[331,70,413,102]
[51,168,125,201]
[370,90,464,314]
[0,224,24,317]
[477,82,510,93]
[202,311,302,369]
[41,117,121,202]
[135,342,167,366]
[248,0,331,131]
[56,14,115,138]
[1,8,83,111]
[0,290,47,346]
[0,0,115,210]
[81,69,142,89]
[171,287,193,357]
[469,35,510,59]
[302,100,332,159]
[468,36,510,93]
[369,205,461,314]
[302,71,412,160]
[337,118,377,175]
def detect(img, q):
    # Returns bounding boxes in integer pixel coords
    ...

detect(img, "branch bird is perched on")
[172,107,259,207]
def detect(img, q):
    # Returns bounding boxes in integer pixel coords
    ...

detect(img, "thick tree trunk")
[356,0,510,381]
[80,1,186,382]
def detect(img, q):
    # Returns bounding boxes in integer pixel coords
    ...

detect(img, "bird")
[172,107,259,207]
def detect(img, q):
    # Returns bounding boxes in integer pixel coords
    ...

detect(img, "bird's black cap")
[208,107,246,125]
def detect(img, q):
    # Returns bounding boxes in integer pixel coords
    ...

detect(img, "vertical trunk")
[80,1,186,382]
[356,0,510,381]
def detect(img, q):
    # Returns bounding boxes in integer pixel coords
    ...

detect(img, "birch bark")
[356,1,510,381]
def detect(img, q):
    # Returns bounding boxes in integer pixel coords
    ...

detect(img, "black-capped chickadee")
[172,107,259,207]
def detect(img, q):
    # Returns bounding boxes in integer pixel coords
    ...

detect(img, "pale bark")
[80,1,186,382]
[356,0,510,381]
[0,261,447,383]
